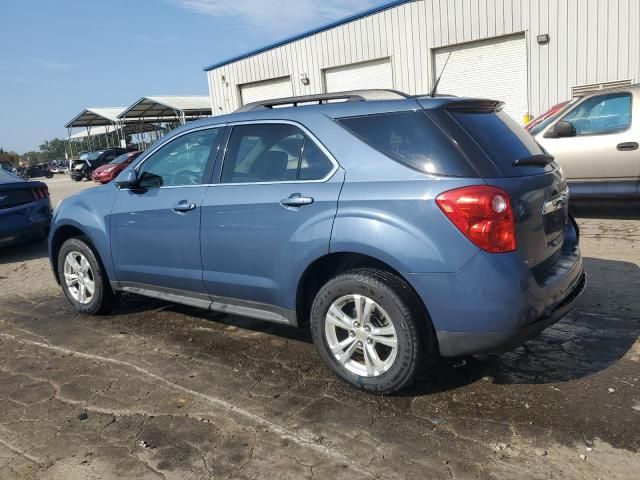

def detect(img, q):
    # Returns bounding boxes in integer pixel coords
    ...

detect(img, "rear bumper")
[407,219,586,357]
[436,270,586,356]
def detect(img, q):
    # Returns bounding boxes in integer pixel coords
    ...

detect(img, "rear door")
[111,127,223,298]
[536,91,640,196]
[200,121,343,317]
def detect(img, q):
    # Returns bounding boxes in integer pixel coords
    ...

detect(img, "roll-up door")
[324,58,393,92]
[240,77,293,105]
[434,34,528,123]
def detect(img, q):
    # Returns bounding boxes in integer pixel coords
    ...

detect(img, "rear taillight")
[31,186,49,200]
[436,186,516,253]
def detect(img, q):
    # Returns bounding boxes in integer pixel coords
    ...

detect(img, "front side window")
[221,123,333,183]
[561,92,632,136]
[138,128,221,188]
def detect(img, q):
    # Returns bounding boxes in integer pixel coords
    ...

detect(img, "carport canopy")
[65,107,127,128]
[118,96,212,121]
[68,123,160,140]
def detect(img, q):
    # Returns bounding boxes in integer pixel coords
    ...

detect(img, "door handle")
[172,201,197,212]
[617,142,639,151]
[280,193,314,208]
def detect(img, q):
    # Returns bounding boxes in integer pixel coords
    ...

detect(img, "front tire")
[310,269,433,394]
[57,238,113,315]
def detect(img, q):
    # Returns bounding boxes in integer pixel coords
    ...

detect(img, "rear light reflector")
[436,185,516,253]
[31,186,49,200]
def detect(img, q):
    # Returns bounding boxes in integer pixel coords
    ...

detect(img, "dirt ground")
[0,177,638,479]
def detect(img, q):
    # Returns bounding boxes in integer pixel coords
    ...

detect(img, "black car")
[70,148,132,181]
[21,164,54,180]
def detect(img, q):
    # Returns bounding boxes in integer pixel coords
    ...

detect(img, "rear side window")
[449,109,548,175]
[221,123,334,183]
[336,111,474,176]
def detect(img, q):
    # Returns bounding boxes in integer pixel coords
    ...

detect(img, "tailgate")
[437,100,571,270]
[487,168,570,269]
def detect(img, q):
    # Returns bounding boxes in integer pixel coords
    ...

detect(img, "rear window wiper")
[512,154,555,167]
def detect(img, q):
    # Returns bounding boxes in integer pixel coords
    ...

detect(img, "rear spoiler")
[443,100,505,113]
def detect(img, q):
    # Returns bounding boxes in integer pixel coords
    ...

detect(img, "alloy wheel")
[324,294,398,377]
[63,251,95,305]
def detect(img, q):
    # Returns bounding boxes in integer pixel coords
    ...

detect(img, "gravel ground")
[0,176,638,479]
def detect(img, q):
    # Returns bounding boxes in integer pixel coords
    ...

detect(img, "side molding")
[115,282,297,326]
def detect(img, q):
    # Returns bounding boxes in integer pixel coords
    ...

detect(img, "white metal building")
[204,0,640,123]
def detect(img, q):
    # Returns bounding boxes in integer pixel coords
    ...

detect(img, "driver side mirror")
[115,169,139,189]
[547,120,576,138]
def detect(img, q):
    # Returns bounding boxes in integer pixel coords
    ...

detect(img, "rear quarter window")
[336,110,476,177]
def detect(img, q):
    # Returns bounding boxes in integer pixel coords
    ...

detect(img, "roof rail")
[235,89,410,112]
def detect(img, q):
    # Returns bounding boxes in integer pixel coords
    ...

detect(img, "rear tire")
[310,268,434,394]
[57,237,113,315]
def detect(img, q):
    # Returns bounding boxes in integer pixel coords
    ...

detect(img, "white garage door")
[434,35,528,123]
[240,76,293,105]
[324,58,394,93]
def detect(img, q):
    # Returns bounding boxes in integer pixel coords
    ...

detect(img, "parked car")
[0,168,52,247]
[49,90,585,394]
[21,164,54,180]
[525,100,572,133]
[92,151,142,184]
[70,148,132,181]
[50,160,69,174]
[534,84,640,198]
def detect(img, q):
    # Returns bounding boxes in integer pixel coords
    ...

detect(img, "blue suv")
[49,90,586,394]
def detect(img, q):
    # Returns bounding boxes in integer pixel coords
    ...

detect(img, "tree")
[39,138,68,161]
[22,151,42,165]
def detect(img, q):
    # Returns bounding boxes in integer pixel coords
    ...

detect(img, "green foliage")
[0,147,20,165]
[39,138,68,161]
[22,151,43,164]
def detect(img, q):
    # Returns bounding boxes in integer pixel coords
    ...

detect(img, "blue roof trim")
[203,0,411,72]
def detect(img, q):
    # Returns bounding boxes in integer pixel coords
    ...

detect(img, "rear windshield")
[337,110,475,177]
[448,109,549,175]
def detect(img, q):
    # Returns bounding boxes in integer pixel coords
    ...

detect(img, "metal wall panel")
[207,0,640,117]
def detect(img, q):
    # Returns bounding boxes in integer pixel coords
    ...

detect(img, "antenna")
[430,51,452,97]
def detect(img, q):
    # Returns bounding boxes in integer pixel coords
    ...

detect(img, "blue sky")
[0,0,384,153]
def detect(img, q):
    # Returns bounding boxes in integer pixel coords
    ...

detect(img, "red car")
[525,101,572,133]
[92,151,141,184]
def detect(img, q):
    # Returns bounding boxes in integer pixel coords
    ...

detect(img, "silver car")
[534,84,640,198]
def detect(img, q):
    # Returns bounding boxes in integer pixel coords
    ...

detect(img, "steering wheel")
[172,170,200,186]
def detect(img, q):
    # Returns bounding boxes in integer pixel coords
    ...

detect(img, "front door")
[537,91,640,196]
[111,127,223,297]
[200,122,343,318]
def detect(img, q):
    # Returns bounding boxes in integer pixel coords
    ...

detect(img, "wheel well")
[50,225,87,282]
[296,252,427,328]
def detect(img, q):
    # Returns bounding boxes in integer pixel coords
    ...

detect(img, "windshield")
[86,151,105,161]
[529,101,575,135]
